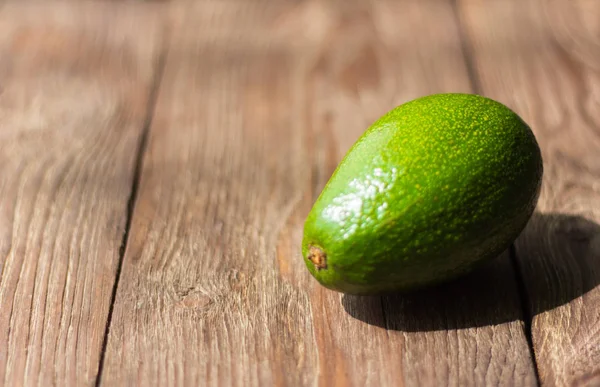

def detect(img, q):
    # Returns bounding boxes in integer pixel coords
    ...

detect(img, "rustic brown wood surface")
[0,3,163,386]
[0,0,598,386]
[101,1,535,386]
[460,0,600,385]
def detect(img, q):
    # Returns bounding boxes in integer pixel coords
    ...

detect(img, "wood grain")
[0,3,163,386]
[460,0,600,385]
[101,0,536,385]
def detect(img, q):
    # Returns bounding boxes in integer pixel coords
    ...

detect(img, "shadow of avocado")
[342,213,600,331]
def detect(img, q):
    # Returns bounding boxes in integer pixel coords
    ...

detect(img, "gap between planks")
[94,23,171,387]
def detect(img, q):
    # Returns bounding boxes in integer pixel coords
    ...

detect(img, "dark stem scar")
[308,245,327,270]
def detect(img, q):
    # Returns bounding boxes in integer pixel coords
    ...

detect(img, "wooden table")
[0,0,599,386]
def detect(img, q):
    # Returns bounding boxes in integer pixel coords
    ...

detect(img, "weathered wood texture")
[0,3,163,386]
[460,0,600,385]
[102,1,535,385]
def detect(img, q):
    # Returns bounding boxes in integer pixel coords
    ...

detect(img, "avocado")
[302,93,543,295]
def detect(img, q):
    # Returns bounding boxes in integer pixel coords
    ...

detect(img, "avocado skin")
[302,93,543,295]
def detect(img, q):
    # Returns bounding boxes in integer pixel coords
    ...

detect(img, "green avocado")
[302,93,543,295]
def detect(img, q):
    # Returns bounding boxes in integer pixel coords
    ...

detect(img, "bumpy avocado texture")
[302,93,543,295]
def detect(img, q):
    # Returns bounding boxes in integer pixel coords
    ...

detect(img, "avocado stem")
[308,246,327,270]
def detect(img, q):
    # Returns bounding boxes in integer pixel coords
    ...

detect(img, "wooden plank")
[459,0,600,385]
[102,0,535,385]
[0,3,164,386]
